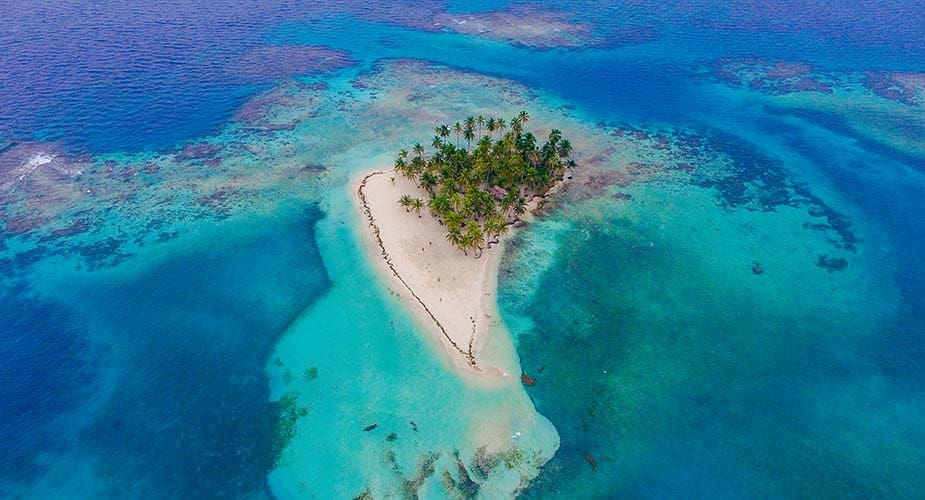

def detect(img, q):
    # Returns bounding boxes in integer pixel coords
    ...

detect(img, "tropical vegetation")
[395,111,575,255]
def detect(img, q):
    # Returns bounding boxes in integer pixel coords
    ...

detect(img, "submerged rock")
[817,254,848,273]
[227,45,356,83]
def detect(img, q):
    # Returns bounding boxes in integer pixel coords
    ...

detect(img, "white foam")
[26,153,54,168]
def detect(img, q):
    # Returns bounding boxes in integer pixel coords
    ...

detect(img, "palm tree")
[459,233,473,255]
[413,143,425,158]
[432,135,443,150]
[444,210,464,232]
[547,129,562,147]
[464,220,485,256]
[514,196,527,216]
[410,197,425,217]
[399,194,414,212]
[500,190,517,215]
[497,118,507,136]
[486,118,497,139]
[453,122,463,148]
[476,115,485,138]
[428,194,452,217]
[525,132,538,152]
[517,110,530,127]
[396,156,418,181]
[463,126,475,151]
[420,171,438,195]
[485,213,507,241]
[446,224,464,251]
[557,138,572,159]
[409,156,425,181]
[450,192,465,212]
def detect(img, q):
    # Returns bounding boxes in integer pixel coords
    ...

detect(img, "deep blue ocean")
[2,0,924,497]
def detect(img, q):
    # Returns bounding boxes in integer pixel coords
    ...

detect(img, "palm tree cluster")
[395,111,575,255]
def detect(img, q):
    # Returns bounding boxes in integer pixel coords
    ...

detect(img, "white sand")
[353,169,523,381]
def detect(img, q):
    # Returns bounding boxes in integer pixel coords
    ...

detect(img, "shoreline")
[352,167,564,383]
[355,169,479,367]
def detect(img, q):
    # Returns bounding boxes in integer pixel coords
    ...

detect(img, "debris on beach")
[521,373,537,386]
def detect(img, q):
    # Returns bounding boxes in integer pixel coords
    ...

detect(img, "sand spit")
[353,168,563,382]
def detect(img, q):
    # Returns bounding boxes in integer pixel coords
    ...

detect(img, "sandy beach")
[353,168,524,380]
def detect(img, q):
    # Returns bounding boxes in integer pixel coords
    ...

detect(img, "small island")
[354,111,575,377]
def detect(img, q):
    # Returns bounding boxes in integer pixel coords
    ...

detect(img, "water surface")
[1,0,923,497]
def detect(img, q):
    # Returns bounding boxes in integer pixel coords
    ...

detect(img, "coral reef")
[383,448,441,499]
[817,254,849,273]
[226,45,355,82]
[433,6,594,49]
[864,71,925,106]
[709,58,925,108]
[269,391,310,467]
[235,82,329,132]
[709,58,835,95]
[440,451,479,499]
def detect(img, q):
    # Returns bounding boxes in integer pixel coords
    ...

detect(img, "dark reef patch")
[709,58,836,96]
[71,237,133,270]
[227,45,356,83]
[763,105,925,171]
[234,81,329,132]
[2,215,50,236]
[194,187,238,211]
[384,448,441,499]
[707,59,924,109]
[441,450,480,499]
[13,247,47,270]
[816,254,848,272]
[603,123,861,256]
[863,72,924,106]
[270,391,311,467]
[177,143,221,161]
[692,128,861,253]
[41,219,93,241]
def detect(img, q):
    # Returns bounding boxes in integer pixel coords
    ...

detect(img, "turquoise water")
[2,1,924,497]
[503,183,915,497]
[3,206,330,496]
